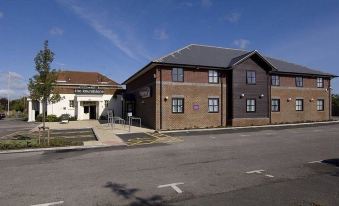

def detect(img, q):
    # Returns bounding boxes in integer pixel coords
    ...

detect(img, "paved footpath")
[0,124,338,205]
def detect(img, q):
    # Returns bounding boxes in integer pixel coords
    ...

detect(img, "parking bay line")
[308,160,323,164]
[31,201,64,206]
[158,183,184,194]
[246,169,265,174]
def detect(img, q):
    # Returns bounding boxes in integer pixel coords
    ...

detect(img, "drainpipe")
[220,72,223,126]
[159,68,163,130]
[267,73,272,124]
[329,78,332,120]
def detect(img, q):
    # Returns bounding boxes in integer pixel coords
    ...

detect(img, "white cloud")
[57,0,150,61]
[233,39,250,49]
[0,71,28,99]
[154,28,169,40]
[224,12,241,23]
[201,0,212,8]
[0,11,3,18]
[49,27,64,36]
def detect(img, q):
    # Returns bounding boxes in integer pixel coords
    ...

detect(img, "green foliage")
[332,94,339,116]
[46,115,59,122]
[35,114,76,122]
[28,40,61,128]
[0,138,83,150]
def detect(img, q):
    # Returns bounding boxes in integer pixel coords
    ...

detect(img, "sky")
[0,0,339,99]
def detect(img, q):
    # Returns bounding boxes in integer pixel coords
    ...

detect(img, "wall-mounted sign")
[139,87,151,98]
[74,88,104,94]
[193,104,200,111]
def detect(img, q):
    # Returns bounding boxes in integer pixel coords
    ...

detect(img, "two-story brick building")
[123,44,336,130]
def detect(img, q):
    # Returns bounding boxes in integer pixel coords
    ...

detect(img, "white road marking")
[240,134,250,137]
[308,160,323,164]
[158,182,184,194]
[265,174,274,178]
[209,136,216,139]
[246,169,265,174]
[31,201,64,206]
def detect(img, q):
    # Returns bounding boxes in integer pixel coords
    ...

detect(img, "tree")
[332,94,339,116]
[28,40,61,130]
[0,97,8,112]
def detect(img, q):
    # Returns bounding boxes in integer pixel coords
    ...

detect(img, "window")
[172,98,184,113]
[271,75,280,86]
[246,71,256,84]
[296,99,304,111]
[317,99,324,111]
[271,99,280,112]
[84,106,89,113]
[317,77,324,88]
[208,70,219,83]
[172,68,184,82]
[208,98,219,113]
[295,77,303,87]
[246,99,256,112]
[105,100,109,108]
[69,100,74,108]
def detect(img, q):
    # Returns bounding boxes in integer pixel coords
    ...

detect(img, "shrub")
[46,115,59,122]
[36,114,60,122]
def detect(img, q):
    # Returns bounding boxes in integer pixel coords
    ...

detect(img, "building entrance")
[89,105,96,119]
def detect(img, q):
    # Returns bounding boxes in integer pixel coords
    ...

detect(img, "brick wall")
[271,76,331,123]
[126,68,157,129]
[156,66,227,130]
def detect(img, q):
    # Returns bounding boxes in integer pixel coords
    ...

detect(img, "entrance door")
[89,105,96,119]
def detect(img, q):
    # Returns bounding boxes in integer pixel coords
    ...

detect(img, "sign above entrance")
[139,87,151,98]
[74,88,104,95]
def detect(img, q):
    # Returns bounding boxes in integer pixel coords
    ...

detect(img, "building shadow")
[322,159,339,167]
[104,181,165,206]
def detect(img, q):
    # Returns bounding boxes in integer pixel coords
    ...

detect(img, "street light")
[7,72,10,116]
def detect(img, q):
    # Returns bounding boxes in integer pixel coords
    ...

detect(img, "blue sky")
[0,0,339,98]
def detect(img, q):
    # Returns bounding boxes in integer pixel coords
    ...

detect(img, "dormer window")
[246,71,256,84]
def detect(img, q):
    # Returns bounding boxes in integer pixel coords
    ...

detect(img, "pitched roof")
[153,44,335,76]
[56,70,119,86]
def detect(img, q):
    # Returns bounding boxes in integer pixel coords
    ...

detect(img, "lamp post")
[7,72,10,116]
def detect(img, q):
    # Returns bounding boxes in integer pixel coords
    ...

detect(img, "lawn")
[0,129,97,150]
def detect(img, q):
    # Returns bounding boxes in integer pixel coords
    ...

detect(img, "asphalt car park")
[0,123,338,205]
[0,118,39,139]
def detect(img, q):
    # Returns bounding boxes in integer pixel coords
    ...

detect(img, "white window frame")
[208,98,219,113]
[317,77,324,88]
[208,70,219,83]
[271,75,280,86]
[172,68,184,82]
[246,99,256,112]
[317,99,324,111]
[296,99,304,111]
[271,99,280,112]
[172,98,184,113]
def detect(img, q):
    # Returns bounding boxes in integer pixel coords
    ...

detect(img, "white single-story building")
[28,71,124,122]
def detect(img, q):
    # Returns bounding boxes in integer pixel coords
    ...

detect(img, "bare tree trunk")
[42,100,46,130]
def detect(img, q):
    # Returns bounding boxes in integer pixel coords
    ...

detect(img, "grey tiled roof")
[153,44,335,76]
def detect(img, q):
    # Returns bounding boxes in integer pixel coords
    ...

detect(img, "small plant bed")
[0,129,97,150]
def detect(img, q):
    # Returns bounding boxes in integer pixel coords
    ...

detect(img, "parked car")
[0,112,5,120]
